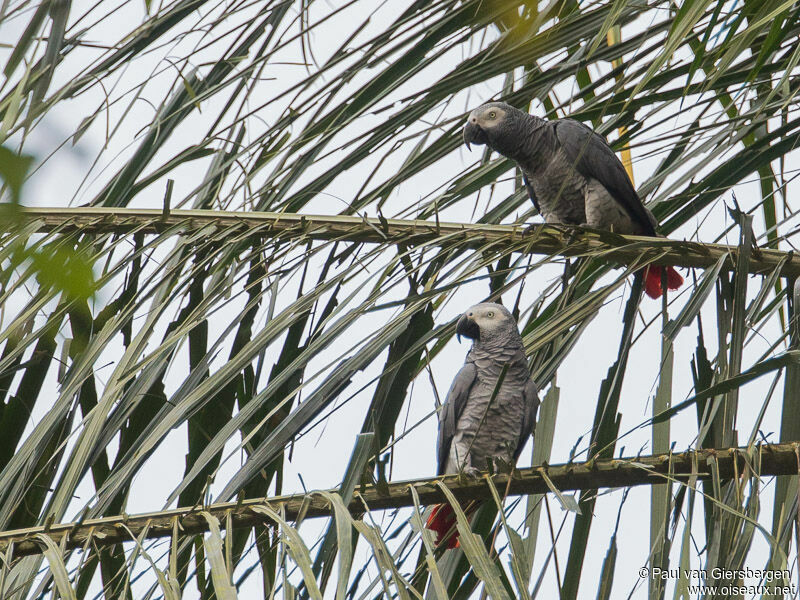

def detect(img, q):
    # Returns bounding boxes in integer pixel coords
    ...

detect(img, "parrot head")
[463,102,525,156]
[456,302,519,345]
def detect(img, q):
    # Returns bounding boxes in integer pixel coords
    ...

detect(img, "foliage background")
[0,0,799,598]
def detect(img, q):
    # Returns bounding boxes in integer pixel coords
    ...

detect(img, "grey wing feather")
[513,378,540,461]
[437,362,477,475]
[554,119,656,235]
[521,172,540,214]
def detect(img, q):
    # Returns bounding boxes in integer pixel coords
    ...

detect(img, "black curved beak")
[463,121,488,151]
[456,314,480,342]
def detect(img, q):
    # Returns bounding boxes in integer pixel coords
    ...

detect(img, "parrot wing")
[514,378,540,460]
[436,362,477,475]
[554,119,656,235]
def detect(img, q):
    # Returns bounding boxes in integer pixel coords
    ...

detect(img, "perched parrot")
[426,302,539,548]
[462,101,683,299]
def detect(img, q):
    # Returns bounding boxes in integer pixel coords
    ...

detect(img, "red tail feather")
[643,266,683,299]
[425,504,459,549]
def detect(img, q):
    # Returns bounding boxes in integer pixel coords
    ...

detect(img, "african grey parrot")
[426,302,539,548]
[462,101,683,299]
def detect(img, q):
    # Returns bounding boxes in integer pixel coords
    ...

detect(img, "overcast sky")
[3,0,798,597]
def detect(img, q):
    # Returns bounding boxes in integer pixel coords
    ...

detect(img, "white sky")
[2,0,798,598]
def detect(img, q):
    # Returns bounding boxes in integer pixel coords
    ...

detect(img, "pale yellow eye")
[488,111,496,119]
[486,311,495,318]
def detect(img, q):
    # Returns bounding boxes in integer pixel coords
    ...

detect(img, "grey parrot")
[462,101,683,299]
[426,302,539,548]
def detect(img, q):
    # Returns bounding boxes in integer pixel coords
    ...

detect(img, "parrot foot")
[459,466,482,480]
[566,224,586,244]
[493,457,514,474]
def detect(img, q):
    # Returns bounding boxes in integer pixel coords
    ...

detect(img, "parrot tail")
[643,265,683,299]
[426,502,480,549]
[426,504,459,549]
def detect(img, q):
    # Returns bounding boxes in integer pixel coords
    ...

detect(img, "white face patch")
[466,302,513,335]
[474,106,507,130]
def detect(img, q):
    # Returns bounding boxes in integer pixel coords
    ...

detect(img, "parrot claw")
[462,466,481,479]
